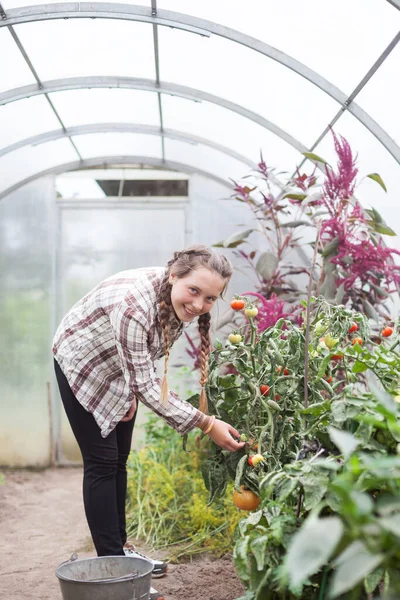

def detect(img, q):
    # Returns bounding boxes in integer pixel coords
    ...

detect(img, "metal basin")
[56,555,153,600]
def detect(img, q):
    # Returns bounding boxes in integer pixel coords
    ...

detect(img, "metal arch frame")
[0,156,235,201]
[386,0,400,9]
[0,76,308,156]
[0,123,257,168]
[0,4,399,166]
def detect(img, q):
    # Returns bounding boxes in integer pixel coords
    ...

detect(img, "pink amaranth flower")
[242,291,302,332]
[323,130,358,203]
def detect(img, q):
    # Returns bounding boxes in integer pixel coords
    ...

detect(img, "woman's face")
[169,266,227,322]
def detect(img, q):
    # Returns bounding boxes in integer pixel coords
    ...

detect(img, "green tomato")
[244,307,258,318]
[240,433,248,442]
[314,321,327,336]
[324,333,339,349]
[228,333,242,344]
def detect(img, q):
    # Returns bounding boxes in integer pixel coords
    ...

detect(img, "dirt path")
[0,468,245,600]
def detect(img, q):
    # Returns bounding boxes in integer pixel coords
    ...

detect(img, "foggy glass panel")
[0,177,55,466]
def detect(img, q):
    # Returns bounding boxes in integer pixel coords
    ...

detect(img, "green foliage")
[126,415,242,560]
[189,297,400,598]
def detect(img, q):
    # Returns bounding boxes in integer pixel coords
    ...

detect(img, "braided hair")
[158,245,232,413]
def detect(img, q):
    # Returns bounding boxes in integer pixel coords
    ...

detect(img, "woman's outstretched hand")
[207,419,246,452]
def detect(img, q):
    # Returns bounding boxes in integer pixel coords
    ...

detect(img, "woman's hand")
[207,419,246,452]
[121,397,137,422]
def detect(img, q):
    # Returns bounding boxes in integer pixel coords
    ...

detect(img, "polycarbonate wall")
[0,177,56,466]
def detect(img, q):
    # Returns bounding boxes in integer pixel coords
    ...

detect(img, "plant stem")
[249,317,257,376]
[318,568,329,600]
[296,490,303,518]
[304,222,322,408]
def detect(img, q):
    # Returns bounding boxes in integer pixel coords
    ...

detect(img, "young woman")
[53,245,245,598]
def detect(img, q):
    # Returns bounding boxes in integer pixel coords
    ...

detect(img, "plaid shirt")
[53,267,202,438]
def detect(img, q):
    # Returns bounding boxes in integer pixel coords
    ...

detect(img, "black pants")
[54,359,137,556]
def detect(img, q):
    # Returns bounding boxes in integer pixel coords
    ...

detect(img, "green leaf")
[282,193,307,202]
[379,514,400,537]
[365,207,384,224]
[300,474,329,510]
[329,541,384,598]
[322,237,340,258]
[285,516,343,587]
[222,228,255,248]
[376,495,400,517]
[233,537,251,581]
[352,361,368,373]
[335,283,345,304]
[276,477,299,501]
[362,298,379,322]
[350,491,374,515]
[250,535,269,571]
[328,427,359,459]
[255,251,278,280]
[234,455,249,491]
[364,567,384,594]
[214,338,223,350]
[367,173,387,192]
[281,220,311,227]
[303,152,330,165]
[375,223,397,236]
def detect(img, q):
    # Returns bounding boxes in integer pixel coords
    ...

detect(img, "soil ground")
[0,468,245,600]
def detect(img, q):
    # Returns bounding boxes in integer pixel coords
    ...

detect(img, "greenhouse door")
[54,197,189,462]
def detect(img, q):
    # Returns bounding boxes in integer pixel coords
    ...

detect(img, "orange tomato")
[230,299,245,311]
[382,327,393,337]
[233,486,261,511]
[352,337,363,346]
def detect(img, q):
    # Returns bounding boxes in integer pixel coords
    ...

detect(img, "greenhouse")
[1,1,400,599]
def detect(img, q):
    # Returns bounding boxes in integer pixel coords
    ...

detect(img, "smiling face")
[169,266,227,322]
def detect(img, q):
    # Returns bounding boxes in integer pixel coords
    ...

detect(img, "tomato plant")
[188,296,400,599]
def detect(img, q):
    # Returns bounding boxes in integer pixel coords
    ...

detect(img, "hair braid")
[198,312,211,414]
[158,271,174,405]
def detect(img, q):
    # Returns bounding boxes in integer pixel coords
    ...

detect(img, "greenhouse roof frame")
[0,155,233,201]
[0,0,399,211]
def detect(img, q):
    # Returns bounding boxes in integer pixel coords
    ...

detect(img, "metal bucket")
[56,555,153,600]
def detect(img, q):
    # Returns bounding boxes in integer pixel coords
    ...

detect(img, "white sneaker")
[123,543,168,578]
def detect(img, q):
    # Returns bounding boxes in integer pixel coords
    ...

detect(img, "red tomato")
[324,375,333,383]
[277,366,289,375]
[382,327,393,337]
[275,394,280,401]
[260,385,270,397]
[348,322,358,333]
[230,299,245,311]
[330,353,343,362]
[352,337,363,346]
